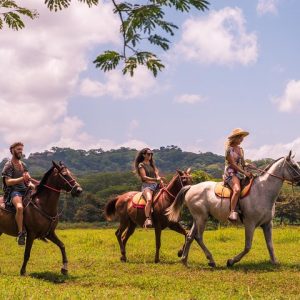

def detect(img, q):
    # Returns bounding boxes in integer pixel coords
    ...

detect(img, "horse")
[104,168,192,263]
[0,161,82,276]
[167,151,300,267]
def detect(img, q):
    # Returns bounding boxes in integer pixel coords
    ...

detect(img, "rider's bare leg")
[12,196,24,233]
[144,189,153,227]
[228,176,241,221]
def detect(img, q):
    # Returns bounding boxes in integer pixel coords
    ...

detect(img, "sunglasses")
[145,152,153,156]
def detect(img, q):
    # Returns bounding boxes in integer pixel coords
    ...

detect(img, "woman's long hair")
[134,148,157,176]
[225,135,242,152]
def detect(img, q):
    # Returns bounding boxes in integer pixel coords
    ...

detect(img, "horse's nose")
[76,186,83,195]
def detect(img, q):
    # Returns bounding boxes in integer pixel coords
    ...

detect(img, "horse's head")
[52,161,83,197]
[283,151,300,186]
[176,167,193,186]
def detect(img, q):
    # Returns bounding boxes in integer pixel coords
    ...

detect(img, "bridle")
[253,157,300,185]
[155,172,192,201]
[31,167,78,194]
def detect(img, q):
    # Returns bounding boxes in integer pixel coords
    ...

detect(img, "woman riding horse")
[224,128,253,221]
[134,148,164,228]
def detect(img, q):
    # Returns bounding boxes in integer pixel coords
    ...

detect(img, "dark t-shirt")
[2,160,28,198]
[138,162,156,181]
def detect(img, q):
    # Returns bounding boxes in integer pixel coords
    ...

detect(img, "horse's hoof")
[20,270,26,276]
[61,268,68,275]
[120,256,127,263]
[270,260,279,266]
[177,249,183,257]
[181,258,188,267]
[227,259,234,267]
[154,258,160,263]
[208,262,216,268]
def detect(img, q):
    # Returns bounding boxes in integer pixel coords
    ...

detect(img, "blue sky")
[0,0,299,160]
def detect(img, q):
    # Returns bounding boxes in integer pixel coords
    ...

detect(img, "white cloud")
[79,67,157,100]
[175,94,205,104]
[273,80,300,113]
[0,1,120,154]
[174,7,258,66]
[247,137,300,161]
[257,0,278,16]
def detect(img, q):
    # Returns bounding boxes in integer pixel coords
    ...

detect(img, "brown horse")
[0,161,82,276]
[104,168,192,263]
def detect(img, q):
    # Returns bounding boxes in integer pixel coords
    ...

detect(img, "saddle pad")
[214,177,254,199]
[132,192,147,208]
[0,196,16,213]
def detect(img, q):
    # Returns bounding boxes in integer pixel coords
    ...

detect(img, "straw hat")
[228,128,249,139]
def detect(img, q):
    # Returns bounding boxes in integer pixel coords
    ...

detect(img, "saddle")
[132,189,160,209]
[0,189,33,213]
[214,177,254,199]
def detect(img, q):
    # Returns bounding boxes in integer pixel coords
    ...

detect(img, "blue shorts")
[141,183,159,192]
[6,191,26,206]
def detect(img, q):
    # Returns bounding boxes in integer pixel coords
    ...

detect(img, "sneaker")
[17,232,26,246]
[228,211,238,222]
[143,217,153,228]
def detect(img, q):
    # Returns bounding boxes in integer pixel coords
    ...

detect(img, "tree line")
[0,146,299,224]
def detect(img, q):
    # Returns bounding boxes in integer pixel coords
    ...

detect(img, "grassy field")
[0,226,299,299]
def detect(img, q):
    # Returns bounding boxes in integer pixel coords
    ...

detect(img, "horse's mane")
[263,157,284,172]
[34,166,54,196]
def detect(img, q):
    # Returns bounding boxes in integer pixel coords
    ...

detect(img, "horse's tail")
[104,197,118,221]
[166,185,191,222]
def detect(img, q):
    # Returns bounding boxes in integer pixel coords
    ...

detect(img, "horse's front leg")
[227,223,255,267]
[20,233,34,276]
[261,221,278,264]
[154,225,161,263]
[47,231,68,275]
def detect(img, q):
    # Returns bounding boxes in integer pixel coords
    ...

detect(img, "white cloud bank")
[174,7,258,66]
[273,80,300,113]
[0,1,152,157]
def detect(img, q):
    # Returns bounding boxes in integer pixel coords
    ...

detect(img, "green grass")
[0,227,299,299]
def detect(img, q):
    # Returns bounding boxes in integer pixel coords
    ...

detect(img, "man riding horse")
[2,142,35,245]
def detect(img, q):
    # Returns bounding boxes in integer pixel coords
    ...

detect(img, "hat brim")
[228,131,249,139]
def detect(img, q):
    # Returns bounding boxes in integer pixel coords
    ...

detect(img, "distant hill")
[0,145,226,178]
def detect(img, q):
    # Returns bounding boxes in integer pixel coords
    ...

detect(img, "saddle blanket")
[214,177,254,199]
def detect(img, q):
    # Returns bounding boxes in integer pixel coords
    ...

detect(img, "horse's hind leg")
[227,223,255,267]
[168,221,187,258]
[115,220,128,262]
[121,221,136,261]
[194,219,216,268]
[154,224,162,263]
[261,221,278,264]
[180,221,197,266]
[47,231,68,275]
[20,233,34,276]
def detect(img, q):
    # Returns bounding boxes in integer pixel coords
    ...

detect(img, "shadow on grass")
[228,261,300,272]
[30,271,77,284]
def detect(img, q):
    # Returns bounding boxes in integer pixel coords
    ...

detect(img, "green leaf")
[44,0,99,11]
[3,12,24,30]
[93,51,123,72]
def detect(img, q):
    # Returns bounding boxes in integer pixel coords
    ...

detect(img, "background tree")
[1,0,210,76]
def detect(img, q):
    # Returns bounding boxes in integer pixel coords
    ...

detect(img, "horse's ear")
[52,161,61,170]
[287,150,292,160]
[186,167,192,174]
[176,169,184,175]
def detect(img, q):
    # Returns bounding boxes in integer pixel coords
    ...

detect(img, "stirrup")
[143,217,153,228]
[17,231,26,246]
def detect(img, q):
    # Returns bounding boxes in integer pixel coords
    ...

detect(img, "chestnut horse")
[104,169,192,263]
[0,161,82,276]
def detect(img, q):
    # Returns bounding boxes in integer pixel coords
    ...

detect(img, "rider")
[2,142,34,245]
[224,129,253,222]
[134,148,164,228]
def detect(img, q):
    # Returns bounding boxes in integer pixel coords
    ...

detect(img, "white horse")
[167,151,300,267]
